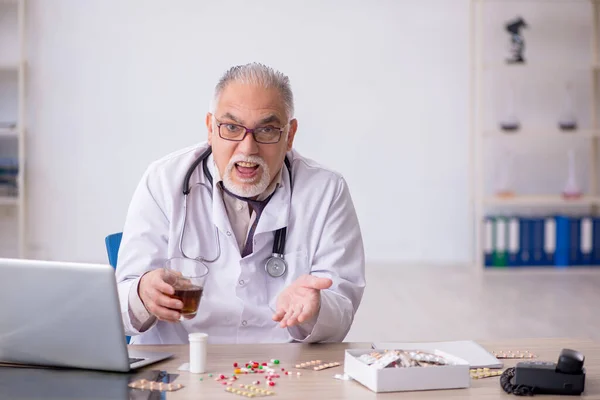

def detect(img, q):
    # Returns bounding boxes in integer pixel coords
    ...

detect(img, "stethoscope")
[179,146,291,278]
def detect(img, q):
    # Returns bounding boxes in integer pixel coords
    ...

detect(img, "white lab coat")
[115,142,365,345]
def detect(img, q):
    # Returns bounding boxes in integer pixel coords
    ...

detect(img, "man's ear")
[206,112,213,145]
[286,119,298,151]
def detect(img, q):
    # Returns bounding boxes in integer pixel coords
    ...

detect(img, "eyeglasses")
[215,120,287,144]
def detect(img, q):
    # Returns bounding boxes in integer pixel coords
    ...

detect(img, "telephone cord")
[500,367,536,396]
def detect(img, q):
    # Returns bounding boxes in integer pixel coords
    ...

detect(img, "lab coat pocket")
[266,250,310,313]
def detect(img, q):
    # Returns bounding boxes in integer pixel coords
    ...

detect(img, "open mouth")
[235,161,260,179]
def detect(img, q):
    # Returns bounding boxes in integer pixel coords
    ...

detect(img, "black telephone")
[501,348,585,396]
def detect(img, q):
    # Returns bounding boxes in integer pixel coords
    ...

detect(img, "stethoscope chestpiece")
[265,254,287,278]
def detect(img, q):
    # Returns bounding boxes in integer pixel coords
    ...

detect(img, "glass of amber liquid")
[164,257,209,321]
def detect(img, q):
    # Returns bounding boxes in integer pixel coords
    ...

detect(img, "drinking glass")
[163,257,209,321]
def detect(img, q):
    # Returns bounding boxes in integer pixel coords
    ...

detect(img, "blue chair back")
[104,232,130,344]
[105,232,123,268]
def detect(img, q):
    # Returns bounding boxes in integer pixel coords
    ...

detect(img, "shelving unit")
[471,0,600,269]
[483,195,600,207]
[0,127,17,137]
[0,0,26,258]
[483,129,600,138]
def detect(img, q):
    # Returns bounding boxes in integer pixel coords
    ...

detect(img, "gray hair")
[210,63,295,119]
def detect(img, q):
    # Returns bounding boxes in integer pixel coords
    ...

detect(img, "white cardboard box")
[344,349,471,393]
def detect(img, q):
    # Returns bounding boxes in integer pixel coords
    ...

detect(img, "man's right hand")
[138,269,183,322]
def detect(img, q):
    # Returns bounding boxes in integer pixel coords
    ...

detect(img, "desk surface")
[132,338,600,399]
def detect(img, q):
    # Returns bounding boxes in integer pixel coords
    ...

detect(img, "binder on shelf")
[543,216,556,266]
[593,217,600,266]
[580,217,593,265]
[519,217,532,266]
[507,216,520,267]
[531,217,545,266]
[554,216,570,267]
[493,216,508,267]
[568,217,582,266]
[483,216,494,267]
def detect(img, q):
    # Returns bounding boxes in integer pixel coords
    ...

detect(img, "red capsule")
[269,381,275,387]
[233,362,238,368]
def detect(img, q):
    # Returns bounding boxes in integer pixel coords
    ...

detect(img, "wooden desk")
[132,338,600,399]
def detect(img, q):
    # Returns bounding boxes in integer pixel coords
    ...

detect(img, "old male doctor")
[115,63,365,344]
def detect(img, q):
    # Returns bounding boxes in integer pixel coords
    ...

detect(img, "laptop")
[0,366,131,399]
[0,258,173,372]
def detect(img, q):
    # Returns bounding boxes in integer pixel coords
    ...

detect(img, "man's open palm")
[272,274,332,328]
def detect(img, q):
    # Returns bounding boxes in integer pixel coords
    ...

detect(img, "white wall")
[12,0,597,266]
[21,0,473,265]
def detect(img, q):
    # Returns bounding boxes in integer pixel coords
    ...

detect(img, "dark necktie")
[219,182,275,257]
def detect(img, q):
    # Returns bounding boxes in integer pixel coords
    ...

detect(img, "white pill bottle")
[189,332,208,373]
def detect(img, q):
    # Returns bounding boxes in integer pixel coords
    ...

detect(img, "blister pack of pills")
[370,352,402,369]
[295,360,341,371]
[364,350,453,369]
[128,379,184,392]
[492,350,536,359]
[470,368,504,379]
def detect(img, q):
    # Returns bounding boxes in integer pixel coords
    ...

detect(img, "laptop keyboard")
[129,357,145,365]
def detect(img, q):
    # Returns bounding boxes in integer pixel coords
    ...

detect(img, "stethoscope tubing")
[178,147,292,277]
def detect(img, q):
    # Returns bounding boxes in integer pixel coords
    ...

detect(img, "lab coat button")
[226,231,232,236]
[242,320,247,326]
[239,279,245,286]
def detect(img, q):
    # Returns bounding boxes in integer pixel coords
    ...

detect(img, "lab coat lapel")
[254,164,291,235]
[208,156,235,237]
